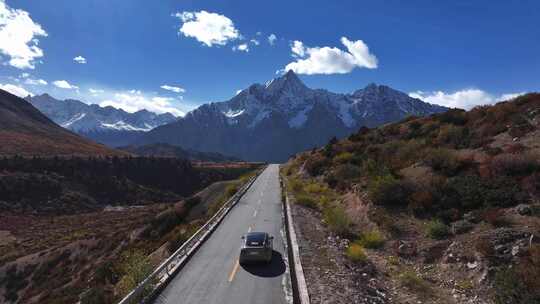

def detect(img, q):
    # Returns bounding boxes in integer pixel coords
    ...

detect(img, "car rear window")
[246,233,266,246]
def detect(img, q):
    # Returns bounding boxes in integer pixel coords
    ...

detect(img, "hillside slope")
[282,93,540,304]
[136,71,447,162]
[0,89,123,156]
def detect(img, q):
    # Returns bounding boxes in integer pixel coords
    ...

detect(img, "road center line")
[253,210,258,217]
[228,259,240,282]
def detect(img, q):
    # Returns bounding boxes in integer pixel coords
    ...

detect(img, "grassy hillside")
[282,93,540,303]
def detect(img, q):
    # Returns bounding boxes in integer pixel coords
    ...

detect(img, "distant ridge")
[26,93,177,147]
[0,89,125,156]
[119,143,240,162]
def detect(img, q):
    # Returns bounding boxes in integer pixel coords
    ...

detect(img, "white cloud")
[291,40,305,57]
[409,89,526,110]
[53,80,79,90]
[88,88,104,95]
[268,33,277,45]
[175,10,240,47]
[100,90,184,117]
[160,85,185,94]
[284,37,378,75]
[20,72,30,78]
[24,78,47,85]
[73,55,86,64]
[0,83,32,97]
[0,1,47,69]
[233,43,249,52]
[250,39,259,46]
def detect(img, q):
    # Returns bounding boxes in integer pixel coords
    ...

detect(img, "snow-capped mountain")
[136,70,448,162]
[26,94,177,147]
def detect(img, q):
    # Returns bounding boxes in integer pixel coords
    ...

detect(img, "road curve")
[155,164,292,304]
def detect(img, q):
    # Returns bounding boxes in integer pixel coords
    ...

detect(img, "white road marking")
[248,226,252,232]
[253,210,258,217]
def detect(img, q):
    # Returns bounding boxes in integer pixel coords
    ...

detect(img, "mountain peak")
[265,69,308,95]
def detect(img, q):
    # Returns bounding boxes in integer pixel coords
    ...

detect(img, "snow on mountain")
[26,94,177,147]
[136,70,448,162]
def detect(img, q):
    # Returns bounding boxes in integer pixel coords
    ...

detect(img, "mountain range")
[136,71,448,162]
[26,94,177,147]
[0,89,123,156]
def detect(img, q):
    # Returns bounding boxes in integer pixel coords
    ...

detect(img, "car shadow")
[240,250,286,278]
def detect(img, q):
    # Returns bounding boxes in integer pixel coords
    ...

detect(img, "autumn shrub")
[475,237,494,257]
[437,109,467,125]
[288,178,304,194]
[225,183,239,198]
[362,158,391,178]
[408,190,435,215]
[334,152,354,164]
[522,173,540,199]
[80,287,107,304]
[323,205,351,236]
[115,250,155,300]
[333,164,362,181]
[304,155,330,176]
[346,243,367,263]
[146,209,180,239]
[426,219,449,239]
[441,175,524,210]
[304,181,328,195]
[295,195,317,209]
[482,208,510,227]
[493,266,540,304]
[368,174,410,206]
[424,148,461,176]
[398,270,431,294]
[490,153,539,177]
[436,125,470,148]
[359,230,385,249]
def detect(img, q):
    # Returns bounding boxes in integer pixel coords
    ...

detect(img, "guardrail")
[118,167,265,304]
[280,174,310,304]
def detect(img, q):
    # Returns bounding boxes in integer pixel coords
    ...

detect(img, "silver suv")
[239,232,273,264]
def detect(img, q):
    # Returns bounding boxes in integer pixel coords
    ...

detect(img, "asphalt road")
[155,164,292,304]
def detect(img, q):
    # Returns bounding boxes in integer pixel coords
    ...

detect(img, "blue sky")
[0,0,539,115]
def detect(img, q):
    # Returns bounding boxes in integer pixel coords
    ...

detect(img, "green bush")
[304,155,330,176]
[442,175,524,210]
[399,270,431,294]
[323,205,351,236]
[334,152,354,164]
[288,178,304,194]
[359,230,385,249]
[304,182,328,195]
[493,267,540,304]
[346,243,367,263]
[115,250,155,300]
[426,219,449,239]
[368,174,409,206]
[225,183,239,198]
[295,195,317,209]
[333,164,362,181]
